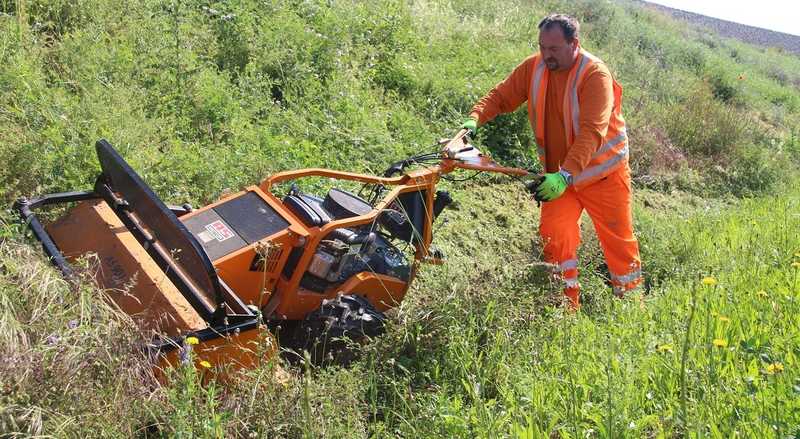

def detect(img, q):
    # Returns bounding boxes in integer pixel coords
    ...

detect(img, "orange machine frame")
[256,130,528,320]
[16,132,528,378]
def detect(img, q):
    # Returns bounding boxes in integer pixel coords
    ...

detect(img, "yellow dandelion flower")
[794,252,800,258]
[656,343,674,354]
[791,261,800,268]
[712,338,728,348]
[756,290,768,298]
[765,362,784,375]
[199,360,212,369]
[185,336,199,345]
[719,316,730,323]
[702,276,717,286]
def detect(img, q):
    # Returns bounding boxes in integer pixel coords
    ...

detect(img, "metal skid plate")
[46,199,207,336]
[19,139,269,373]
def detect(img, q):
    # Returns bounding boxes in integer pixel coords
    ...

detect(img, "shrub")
[187,68,239,141]
[663,82,751,159]
[372,58,416,98]
[627,123,687,178]
[708,69,739,104]
[4,0,94,38]
[208,5,251,74]
[477,110,537,169]
[710,144,786,197]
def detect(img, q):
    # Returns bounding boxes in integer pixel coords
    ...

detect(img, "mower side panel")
[273,272,408,319]
[213,235,294,306]
[336,272,409,311]
[156,325,276,383]
[47,200,206,336]
[180,187,307,307]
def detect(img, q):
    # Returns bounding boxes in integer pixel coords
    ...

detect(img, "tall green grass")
[1,0,800,437]
[348,184,800,437]
[3,182,799,437]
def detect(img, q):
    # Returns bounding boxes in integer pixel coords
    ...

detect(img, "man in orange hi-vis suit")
[462,14,642,309]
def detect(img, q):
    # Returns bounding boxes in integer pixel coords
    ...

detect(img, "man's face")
[538,27,578,71]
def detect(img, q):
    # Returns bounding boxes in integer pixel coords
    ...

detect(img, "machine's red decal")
[206,220,234,242]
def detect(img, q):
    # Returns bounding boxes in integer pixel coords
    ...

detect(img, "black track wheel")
[293,295,386,365]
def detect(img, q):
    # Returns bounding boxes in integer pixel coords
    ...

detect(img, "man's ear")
[572,38,580,51]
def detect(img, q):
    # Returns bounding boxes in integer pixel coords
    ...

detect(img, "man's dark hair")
[538,14,580,41]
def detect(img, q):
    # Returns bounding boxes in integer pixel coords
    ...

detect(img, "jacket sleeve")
[561,64,613,176]
[468,57,533,125]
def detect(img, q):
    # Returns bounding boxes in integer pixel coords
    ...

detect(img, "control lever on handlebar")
[383,161,405,177]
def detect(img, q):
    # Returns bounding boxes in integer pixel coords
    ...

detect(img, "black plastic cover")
[323,188,372,219]
[214,192,290,243]
[182,209,248,261]
[379,190,427,242]
[283,194,331,227]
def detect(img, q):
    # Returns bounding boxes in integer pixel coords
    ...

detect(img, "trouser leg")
[539,186,583,308]
[579,166,642,296]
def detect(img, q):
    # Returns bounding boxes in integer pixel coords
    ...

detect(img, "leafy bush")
[709,145,787,197]
[2,0,94,38]
[707,68,740,104]
[663,82,751,158]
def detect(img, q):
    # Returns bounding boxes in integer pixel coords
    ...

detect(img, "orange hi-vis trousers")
[539,165,642,309]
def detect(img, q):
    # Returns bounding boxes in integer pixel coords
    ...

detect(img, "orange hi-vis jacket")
[470,49,628,190]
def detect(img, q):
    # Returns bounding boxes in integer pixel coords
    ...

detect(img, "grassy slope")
[1,0,799,437]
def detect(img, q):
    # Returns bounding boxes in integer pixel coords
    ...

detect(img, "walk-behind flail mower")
[15,129,529,376]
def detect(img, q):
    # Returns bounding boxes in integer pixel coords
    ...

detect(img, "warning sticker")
[205,220,235,242]
[197,231,214,243]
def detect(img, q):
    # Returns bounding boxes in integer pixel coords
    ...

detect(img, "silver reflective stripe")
[611,269,642,285]
[570,55,590,136]
[563,277,579,288]
[558,259,578,271]
[531,60,546,109]
[531,60,546,156]
[574,144,629,184]
[592,130,627,159]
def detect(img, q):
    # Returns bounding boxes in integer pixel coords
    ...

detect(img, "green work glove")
[461,118,478,136]
[533,170,571,201]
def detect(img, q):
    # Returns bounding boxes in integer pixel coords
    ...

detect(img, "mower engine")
[281,185,412,295]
